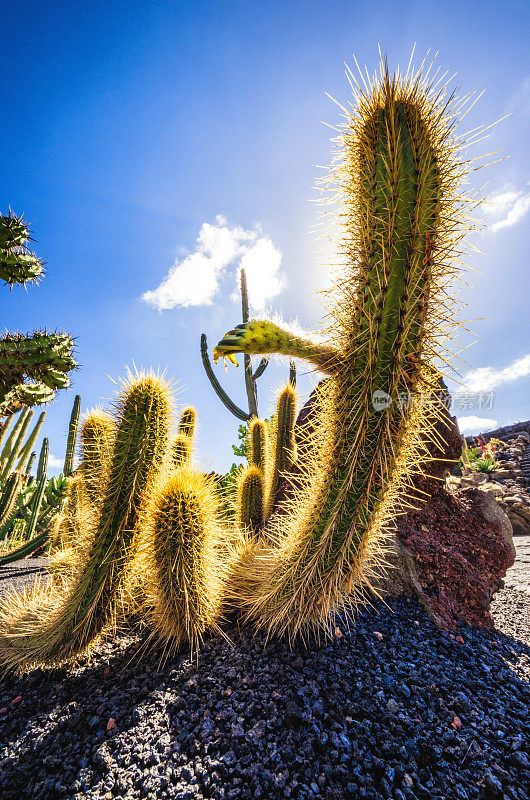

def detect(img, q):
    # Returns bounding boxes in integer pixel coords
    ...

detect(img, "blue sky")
[2,0,529,473]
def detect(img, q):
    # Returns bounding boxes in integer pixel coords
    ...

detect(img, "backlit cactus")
[141,468,226,653]
[237,465,264,532]
[0,371,171,669]
[0,55,486,668]
[216,59,474,638]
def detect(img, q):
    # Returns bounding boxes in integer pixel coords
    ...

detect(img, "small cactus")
[237,465,264,532]
[141,468,226,653]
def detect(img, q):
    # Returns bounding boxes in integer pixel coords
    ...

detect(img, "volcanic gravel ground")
[0,591,528,800]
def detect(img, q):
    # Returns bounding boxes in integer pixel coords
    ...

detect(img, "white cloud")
[234,237,285,312]
[457,416,498,435]
[484,185,530,232]
[142,216,285,312]
[459,354,530,393]
[47,454,64,470]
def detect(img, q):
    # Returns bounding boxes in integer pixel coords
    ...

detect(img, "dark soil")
[0,588,528,800]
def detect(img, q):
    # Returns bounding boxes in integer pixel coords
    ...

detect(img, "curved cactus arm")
[213,321,341,375]
[200,334,250,422]
[252,357,269,381]
[0,530,48,566]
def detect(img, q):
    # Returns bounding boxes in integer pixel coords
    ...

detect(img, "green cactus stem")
[63,395,81,477]
[237,465,264,532]
[201,267,269,422]
[79,408,116,504]
[265,385,297,520]
[220,59,475,639]
[249,418,268,474]
[15,412,46,473]
[0,472,23,532]
[178,407,197,439]
[0,211,43,287]
[0,409,34,482]
[142,468,226,654]
[214,320,340,375]
[170,435,192,469]
[36,437,49,480]
[0,371,171,670]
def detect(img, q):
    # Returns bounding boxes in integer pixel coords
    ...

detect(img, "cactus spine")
[237,466,264,532]
[142,468,225,653]
[79,409,116,503]
[217,60,474,638]
[0,371,171,669]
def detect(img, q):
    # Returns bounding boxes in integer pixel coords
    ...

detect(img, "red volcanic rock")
[396,486,516,630]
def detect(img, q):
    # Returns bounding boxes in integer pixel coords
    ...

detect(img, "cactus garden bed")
[0,589,528,800]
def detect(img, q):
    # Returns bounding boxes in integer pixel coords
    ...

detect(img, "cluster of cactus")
[0,396,80,564]
[0,210,76,416]
[0,56,485,671]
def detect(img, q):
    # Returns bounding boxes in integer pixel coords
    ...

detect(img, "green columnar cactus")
[0,409,34,482]
[237,465,264,532]
[142,468,225,653]
[217,62,471,638]
[0,212,76,417]
[63,395,81,477]
[0,472,23,532]
[36,437,49,480]
[170,436,192,469]
[79,409,116,503]
[249,418,268,474]
[265,385,296,520]
[0,465,48,566]
[0,372,171,669]
[178,407,196,440]
[15,412,46,473]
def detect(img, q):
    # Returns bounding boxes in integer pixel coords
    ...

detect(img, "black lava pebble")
[0,589,528,800]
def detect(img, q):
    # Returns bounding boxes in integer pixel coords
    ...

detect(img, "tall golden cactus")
[0,371,171,670]
[215,58,479,638]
